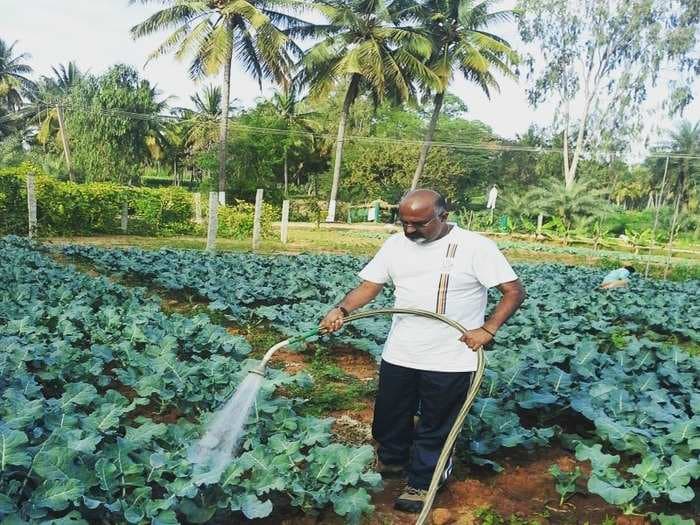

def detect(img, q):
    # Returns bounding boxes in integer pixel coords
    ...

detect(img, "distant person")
[600,265,636,289]
[486,184,498,210]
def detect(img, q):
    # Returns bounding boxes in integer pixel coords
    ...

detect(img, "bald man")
[320,189,525,513]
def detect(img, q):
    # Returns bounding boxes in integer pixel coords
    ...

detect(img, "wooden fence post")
[26,172,37,239]
[536,214,543,239]
[252,189,263,250]
[281,199,290,244]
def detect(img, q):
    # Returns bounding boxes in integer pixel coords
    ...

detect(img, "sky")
[1,0,698,149]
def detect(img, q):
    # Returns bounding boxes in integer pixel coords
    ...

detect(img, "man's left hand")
[459,328,494,352]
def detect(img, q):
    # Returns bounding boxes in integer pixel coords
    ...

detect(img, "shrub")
[215,200,278,239]
[0,163,195,236]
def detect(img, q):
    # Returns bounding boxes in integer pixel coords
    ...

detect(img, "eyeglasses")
[399,215,439,229]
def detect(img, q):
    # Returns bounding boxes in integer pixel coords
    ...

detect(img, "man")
[320,189,525,513]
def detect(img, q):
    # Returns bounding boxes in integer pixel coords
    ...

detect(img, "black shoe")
[375,459,407,478]
[394,485,428,513]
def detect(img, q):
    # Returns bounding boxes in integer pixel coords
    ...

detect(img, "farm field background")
[2,234,698,525]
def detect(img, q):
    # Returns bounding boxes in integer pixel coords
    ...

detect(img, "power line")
[8,99,700,160]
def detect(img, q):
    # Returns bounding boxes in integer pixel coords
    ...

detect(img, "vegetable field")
[2,236,699,524]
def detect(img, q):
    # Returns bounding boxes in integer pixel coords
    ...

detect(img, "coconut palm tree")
[35,63,84,171]
[410,0,518,189]
[191,84,223,116]
[42,62,83,94]
[296,0,438,221]
[270,83,319,196]
[0,39,35,110]
[130,0,308,250]
[172,85,241,161]
[667,120,700,208]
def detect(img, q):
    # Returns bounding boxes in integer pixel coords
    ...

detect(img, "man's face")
[398,206,448,244]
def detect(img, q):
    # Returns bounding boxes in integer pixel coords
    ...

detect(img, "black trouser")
[372,359,473,489]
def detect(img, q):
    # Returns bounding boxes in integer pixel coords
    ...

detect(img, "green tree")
[131,0,304,250]
[410,0,518,189]
[518,0,700,189]
[269,84,319,196]
[34,62,84,180]
[172,85,234,162]
[0,39,35,110]
[342,141,468,205]
[667,120,700,208]
[297,0,437,221]
[529,179,609,232]
[65,64,167,183]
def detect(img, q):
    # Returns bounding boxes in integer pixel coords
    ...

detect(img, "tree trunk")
[56,105,74,182]
[411,91,444,190]
[566,94,593,188]
[326,74,360,222]
[562,129,571,189]
[217,36,234,203]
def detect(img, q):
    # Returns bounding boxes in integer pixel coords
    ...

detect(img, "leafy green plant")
[473,505,546,525]
[0,164,195,236]
[0,236,381,523]
[548,463,582,505]
[624,228,653,254]
[60,241,700,517]
[215,199,277,239]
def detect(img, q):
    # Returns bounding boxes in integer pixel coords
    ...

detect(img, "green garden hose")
[254,308,486,525]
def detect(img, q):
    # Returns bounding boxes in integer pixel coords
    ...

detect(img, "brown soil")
[267,349,309,375]
[330,345,380,381]
[245,446,624,525]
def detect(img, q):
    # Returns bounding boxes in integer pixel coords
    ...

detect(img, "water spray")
[193,308,486,525]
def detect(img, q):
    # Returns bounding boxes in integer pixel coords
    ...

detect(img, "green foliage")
[286,350,377,416]
[341,122,495,207]
[0,38,36,111]
[473,505,546,525]
[215,200,277,239]
[60,242,700,515]
[0,236,381,523]
[128,187,194,236]
[528,179,610,230]
[0,163,194,236]
[548,464,582,505]
[64,64,168,183]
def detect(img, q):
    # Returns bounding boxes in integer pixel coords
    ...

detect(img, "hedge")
[0,163,274,239]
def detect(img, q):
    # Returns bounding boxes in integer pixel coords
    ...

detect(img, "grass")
[285,347,377,416]
[48,226,387,256]
[473,506,550,525]
[47,226,700,281]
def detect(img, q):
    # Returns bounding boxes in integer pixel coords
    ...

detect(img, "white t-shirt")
[358,225,517,372]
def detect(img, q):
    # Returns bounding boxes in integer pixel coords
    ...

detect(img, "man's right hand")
[320,307,346,333]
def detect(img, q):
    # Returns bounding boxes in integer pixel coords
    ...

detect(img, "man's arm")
[459,279,526,350]
[320,280,385,333]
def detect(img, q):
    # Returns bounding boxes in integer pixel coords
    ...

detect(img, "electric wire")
[6,99,699,160]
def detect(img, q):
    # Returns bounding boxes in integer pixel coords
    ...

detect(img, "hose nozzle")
[249,366,266,377]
